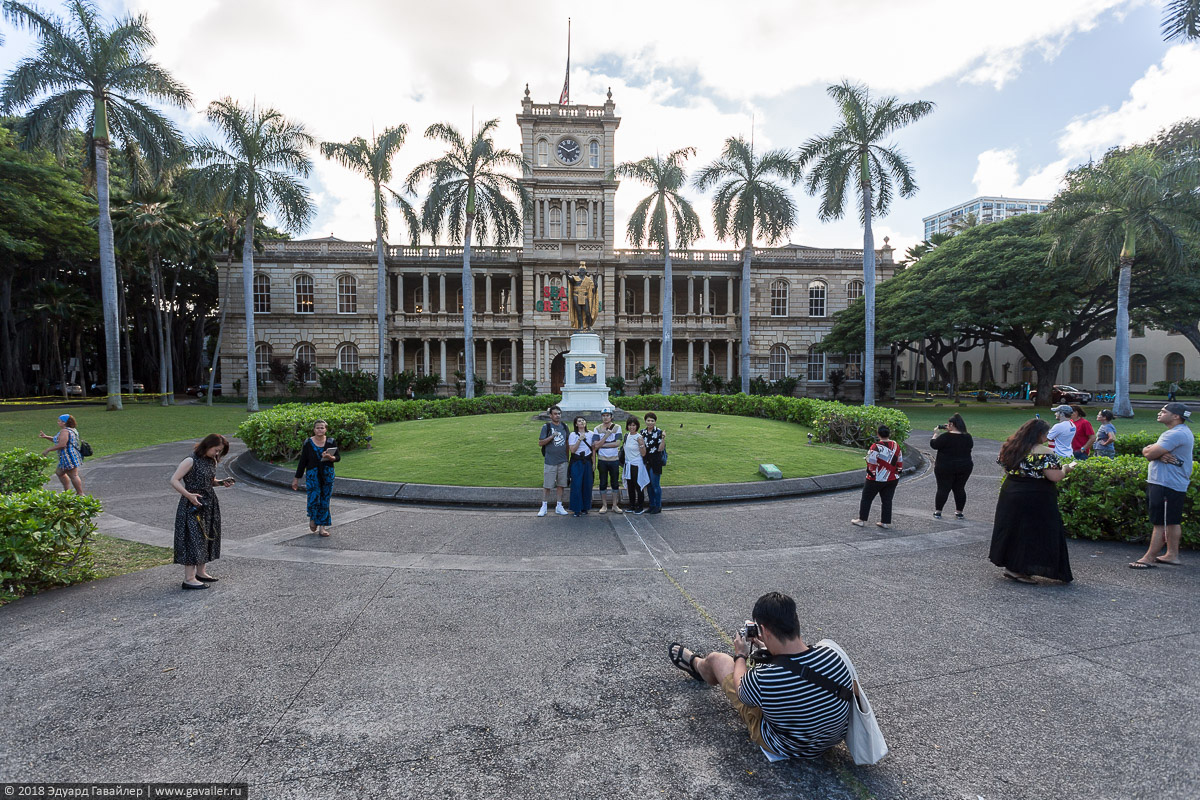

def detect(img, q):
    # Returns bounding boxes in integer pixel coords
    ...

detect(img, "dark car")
[50,382,84,397]
[186,383,221,397]
[90,381,145,394]
[1029,384,1092,404]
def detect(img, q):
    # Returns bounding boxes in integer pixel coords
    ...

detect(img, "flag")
[558,18,570,105]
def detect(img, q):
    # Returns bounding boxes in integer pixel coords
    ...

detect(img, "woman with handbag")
[851,426,902,529]
[642,412,666,514]
[39,413,85,495]
[291,419,340,536]
[170,433,234,590]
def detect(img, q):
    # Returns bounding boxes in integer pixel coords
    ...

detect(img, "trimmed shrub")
[1113,430,1200,460]
[0,448,54,494]
[1058,455,1199,549]
[1149,378,1200,396]
[316,369,377,403]
[813,402,912,448]
[237,403,373,461]
[0,489,103,602]
[512,379,539,396]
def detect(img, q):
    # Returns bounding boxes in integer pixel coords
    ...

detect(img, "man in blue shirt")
[1131,403,1194,569]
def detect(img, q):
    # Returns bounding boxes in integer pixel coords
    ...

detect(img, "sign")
[574,361,598,384]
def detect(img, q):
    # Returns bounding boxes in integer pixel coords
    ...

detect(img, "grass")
[889,402,1169,442]
[90,534,173,578]
[331,411,867,486]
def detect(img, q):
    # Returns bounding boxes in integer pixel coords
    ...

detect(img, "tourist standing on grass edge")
[851,426,902,529]
[171,434,234,591]
[642,412,666,514]
[568,415,596,516]
[538,405,570,517]
[291,419,340,537]
[1130,403,1194,569]
[930,413,973,520]
[39,413,84,495]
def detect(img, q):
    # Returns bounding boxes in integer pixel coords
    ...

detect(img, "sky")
[2,0,1197,257]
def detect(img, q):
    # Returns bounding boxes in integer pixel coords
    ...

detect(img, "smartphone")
[326,447,338,456]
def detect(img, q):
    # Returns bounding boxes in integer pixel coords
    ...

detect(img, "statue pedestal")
[558,333,612,412]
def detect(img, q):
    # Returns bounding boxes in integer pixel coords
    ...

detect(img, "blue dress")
[56,428,82,470]
[300,439,336,526]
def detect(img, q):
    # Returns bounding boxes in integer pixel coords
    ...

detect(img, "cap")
[1052,405,1073,416]
[600,407,614,415]
[1163,402,1192,421]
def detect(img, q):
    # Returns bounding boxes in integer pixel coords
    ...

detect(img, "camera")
[739,620,760,641]
[936,424,947,430]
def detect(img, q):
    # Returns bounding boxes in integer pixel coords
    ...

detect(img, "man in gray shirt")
[537,405,570,517]
[1130,403,1194,569]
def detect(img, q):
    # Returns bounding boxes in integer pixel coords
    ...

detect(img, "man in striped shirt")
[670,592,852,758]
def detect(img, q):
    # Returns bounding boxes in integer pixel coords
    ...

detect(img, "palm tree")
[1046,144,1200,417]
[1,0,191,411]
[613,148,703,395]
[187,99,315,412]
[1162,0,1200,40]
[694,136,799,394]
[406,119,527,399]
[322,127,420,401]
[797,81,934,406]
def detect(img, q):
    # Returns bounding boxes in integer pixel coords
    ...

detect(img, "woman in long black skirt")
[990,419,1078,584]
[170,434,234,590]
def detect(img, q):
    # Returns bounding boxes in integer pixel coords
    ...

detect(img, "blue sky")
[1,0,1195,255]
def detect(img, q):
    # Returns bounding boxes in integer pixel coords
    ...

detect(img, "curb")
[233,445,927,509]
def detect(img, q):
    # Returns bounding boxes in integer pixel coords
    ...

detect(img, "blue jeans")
[647,467,662,510]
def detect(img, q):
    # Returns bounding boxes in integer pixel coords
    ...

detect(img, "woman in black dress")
[931,413,974,519]
[989,419,1078,584]
[170,434,234,591]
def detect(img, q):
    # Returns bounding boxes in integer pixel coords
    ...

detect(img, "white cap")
[601,407,614,415]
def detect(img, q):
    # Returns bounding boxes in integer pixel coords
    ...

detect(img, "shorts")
[543,462,568,489]
[1147,483,1186,525]
[597,459,621,491]
[720,674,770,752]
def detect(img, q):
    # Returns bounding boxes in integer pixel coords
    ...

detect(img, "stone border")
[233,445,926,508]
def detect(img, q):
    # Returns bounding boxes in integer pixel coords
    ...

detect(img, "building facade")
[218,90,894,397]
[922,195,1050,240]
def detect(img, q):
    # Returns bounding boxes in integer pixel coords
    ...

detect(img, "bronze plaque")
[574,361,598,384]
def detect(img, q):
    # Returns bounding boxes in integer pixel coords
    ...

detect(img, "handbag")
[815,638,888,765]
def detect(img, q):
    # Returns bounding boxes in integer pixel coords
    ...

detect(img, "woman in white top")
[622,416,650,514]
[567,415,596,516]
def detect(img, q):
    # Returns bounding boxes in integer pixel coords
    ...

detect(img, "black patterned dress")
[173,456,221,566]
[989,450,1073,582]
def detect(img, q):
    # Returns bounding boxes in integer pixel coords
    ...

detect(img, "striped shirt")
[738,645,853,758]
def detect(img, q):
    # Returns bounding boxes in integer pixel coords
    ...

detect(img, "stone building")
[218,90,895,397]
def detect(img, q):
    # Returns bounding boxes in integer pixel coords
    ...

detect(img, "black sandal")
[668,642,704,681]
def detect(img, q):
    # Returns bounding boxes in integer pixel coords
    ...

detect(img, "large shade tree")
[188,99,315,412]
[321,126,419,401]
[1,0,190,410]
[797,81,934,406]
[406,119,526,398]
[694,136,798,393]
[1046,143,1200,417]
[613,148,703,395]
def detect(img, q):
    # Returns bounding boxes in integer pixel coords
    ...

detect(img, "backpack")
[540,422,565,457]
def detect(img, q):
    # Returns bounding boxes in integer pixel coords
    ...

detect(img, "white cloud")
[972,149,1069,199]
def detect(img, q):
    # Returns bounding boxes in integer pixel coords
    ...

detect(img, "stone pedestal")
[558,333,612,412]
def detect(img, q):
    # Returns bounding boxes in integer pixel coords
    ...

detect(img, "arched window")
[808,280,827,317]
[294,343,316,382]
[769,344,789,381]
[1166,352,1185,383]
[549,206,562,238]
[412,285,425,313]
[499,348,513,383]
[293,274,314,313]
[1069,357,1084,384]
[1130,354,1147,385]
[537,140,549,167]
[255,343,272,384]
[1098,355,1113,384]
[770,280,789,317]
[845,352,863,381]
[456,287,464,312]
[624,355,637,381]
[253,273,271,314]
[337,275,357,313]
[337,343,359,372]
[576,207,588,239]
[589,140,600,168]
[847,279,864,302]
[624,288,637,315]
[807,345,825,382]
[962,361,973,384]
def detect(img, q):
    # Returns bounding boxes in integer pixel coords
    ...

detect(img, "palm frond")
[1162,0,1200,41]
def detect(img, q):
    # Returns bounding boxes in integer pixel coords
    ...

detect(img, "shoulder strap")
[769,654,853,701]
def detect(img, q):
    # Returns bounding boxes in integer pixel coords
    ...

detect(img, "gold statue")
[567,262,599,331]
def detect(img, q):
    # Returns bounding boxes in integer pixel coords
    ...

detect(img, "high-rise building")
[922,195,1050,240]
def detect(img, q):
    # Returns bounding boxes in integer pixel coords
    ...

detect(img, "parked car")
[185,383,222,397]
[1029,384,1092,404]
[90,381,145,394]
[49,382,84,397]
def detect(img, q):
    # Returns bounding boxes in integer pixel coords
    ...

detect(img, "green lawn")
[889,402,1169,442]
[332,411,867,486]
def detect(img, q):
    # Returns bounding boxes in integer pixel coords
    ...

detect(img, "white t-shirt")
[592,424,622,459]
[623,432,645,466]
[1048,419,1076,458]
[568,431,594,457]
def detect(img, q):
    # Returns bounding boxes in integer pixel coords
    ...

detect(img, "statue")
[566,262,599,331]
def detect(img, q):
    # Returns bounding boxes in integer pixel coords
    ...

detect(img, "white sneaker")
[555,503,569,515]
[537,503,548,517]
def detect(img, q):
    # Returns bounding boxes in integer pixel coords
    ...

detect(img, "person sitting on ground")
[668,592,853,759]
[1047,405,1076,459]
[1070,405,1095,460]
[1093,409,1117,458]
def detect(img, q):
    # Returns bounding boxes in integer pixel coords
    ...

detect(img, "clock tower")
[517,85,621,261]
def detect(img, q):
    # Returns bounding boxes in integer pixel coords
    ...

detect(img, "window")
[294,343,316,382]
[845,352,863,380]
[589,140,599,168]
[1166,352,1185,383]
[807,345,825,382]
[338,343,359,372]
[769,344,788,381]
[498,288,511,314]
[847,280,864,302]
[1130,354,1147,385]
[337,275,357,313]
[1069,357,1083,384]
[457,351,464,373]
[624,356,637,381]
[413,285,425,313]
[537,140,549,167]
[576,207,588,239]
[456,288,463,312]
[293,274,313,313]
[962,361,972,384]
[1098,355,1113,384]
[415,356,426,377]
[808,280,827,317]
[253,274,271,314]
[499,348,513,383]
[255,343,272,384]
[549,207,562,238]
[624,289,637,314]
[770,280,789,317]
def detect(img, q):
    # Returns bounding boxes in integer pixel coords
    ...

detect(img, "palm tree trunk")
[861,176,877,407]
[208,239,235,406]
[462,214,476,399]
[94,138,123,411]
[375,200,387,402]
[662,233,674,396]
[1113,255,1134,417]
[149,254,169,406]
[740,246,752,394]
[242,213,259,413]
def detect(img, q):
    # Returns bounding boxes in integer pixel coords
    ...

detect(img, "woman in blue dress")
[39,413,84,495]
[291,419,340,536]
[567,415,596,516]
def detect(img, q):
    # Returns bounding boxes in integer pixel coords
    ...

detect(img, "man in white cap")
[1047,405,1077,459]
[1130,403,1194,569]
[593,408,623,513]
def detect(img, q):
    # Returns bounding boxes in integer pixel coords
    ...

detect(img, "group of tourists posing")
[538,405,665,517]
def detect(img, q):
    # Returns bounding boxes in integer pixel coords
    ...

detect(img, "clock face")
[557,137,581,165]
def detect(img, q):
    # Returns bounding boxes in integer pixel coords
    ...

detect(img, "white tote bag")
[816,638,889,765]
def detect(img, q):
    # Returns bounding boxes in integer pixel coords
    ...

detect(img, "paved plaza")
[1,433,1197,799]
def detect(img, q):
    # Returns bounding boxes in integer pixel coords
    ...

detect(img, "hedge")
[1058,454,1199,549]
[1114,429,1200,460]
[0,488,103,603]
[0,448,55,494]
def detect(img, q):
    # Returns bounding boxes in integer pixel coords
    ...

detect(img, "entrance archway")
[551,353,566,395]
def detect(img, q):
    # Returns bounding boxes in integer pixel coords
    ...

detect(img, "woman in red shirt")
[852,425,903,530]
[1070,405,1095,459]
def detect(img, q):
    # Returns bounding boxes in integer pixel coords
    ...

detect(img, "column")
[510,337,519,383]
[438,273,447,312]
[422,273,430,313]
[544,339,551,386]
[486,339,493,384]
[619,275,626,319]
[485,274,493,313]
[566,199,573,239]
[687,276,695,315]
[687,340,694,383]
[397,273,404,314]
[398,339,405,374]
[727,340,733,380]
[703,276,710,316]
[643,276,650,313]
[509,274,517,314]
[703,340,711,369]
[590,200,597,238]
[727,278,734,316]
[619,339,626,380]
[423,338,431,374]
[439,339,447,382]
[644,340,650,369]
[534,339,541,383]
